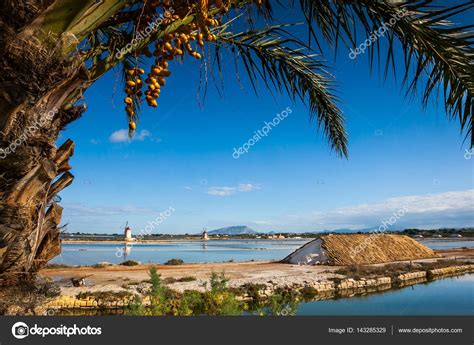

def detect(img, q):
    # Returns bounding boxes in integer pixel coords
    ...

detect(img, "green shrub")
[44,263,72,269]
[201,290,240,315]
[165,276,197,284]
[209,272,229,292]
[301,286,318,298]
[163,277,178,284]
[128,295,146,315]
[164,258,184,266]
[120,260,140,266]
[179,290,204,315]
[149,267,170,315]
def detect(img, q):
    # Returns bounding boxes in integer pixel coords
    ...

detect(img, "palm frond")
[213,25,348,157]
[297,0,474,146]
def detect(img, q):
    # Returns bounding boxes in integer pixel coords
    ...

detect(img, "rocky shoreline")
[42,263,474,312]
[2,247,472,315]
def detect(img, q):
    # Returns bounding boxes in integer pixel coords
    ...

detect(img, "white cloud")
[109,129,154,143]
[109,129,128,143]
[237,183,260,192]
[135,129,151,141]
[90,139,100,145]
[286,189,474,231]
[207,183,261,196]
[207,186,238,196]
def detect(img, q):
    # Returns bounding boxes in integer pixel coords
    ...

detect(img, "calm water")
[51,238,473,266]
[418,239,474,250]
[51,240,307,265]
[297,274,474,315]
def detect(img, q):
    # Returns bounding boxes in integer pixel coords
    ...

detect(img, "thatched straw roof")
[321,234,436,265]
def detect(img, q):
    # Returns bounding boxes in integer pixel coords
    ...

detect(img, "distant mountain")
[208,226,258,235]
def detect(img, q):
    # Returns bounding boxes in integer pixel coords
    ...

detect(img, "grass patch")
[163,276,196,284]
[229,283,267,299]
[92,263,113,268]
[76,291,134,302]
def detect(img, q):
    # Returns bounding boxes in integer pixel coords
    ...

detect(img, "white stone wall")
[284,239,328,265]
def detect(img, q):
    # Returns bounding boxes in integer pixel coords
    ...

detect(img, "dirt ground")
[1,247,471,314]
[38,247,474,296]
[435,247,474,257]
[40,261,338,294]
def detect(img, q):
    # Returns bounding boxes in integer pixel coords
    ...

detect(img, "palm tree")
[0,0,472,286]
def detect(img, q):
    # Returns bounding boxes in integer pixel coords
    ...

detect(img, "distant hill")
[208,226,258,235]
[317,228,379,233]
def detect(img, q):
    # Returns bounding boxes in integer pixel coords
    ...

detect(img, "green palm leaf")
[213,25,348,157]
[296,0,474,146]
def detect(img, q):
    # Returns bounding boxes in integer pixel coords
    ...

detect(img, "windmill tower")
[201,228,209,241]
[124,221,133,242]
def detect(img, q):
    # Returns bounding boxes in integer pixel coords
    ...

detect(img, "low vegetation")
[127,269,240,316]
[44,264,73,269]
[123,268,308,316]
[164,259,184,266]
[163,276,197,284]
[76,291,134,303]
[120,260,140,266]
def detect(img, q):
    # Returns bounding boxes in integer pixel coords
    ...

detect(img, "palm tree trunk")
[0,0,131,286]
[0,34,85,285]
[0,99,79,286]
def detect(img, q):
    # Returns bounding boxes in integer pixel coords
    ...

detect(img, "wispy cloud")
[61,190,473,234]
[286,189,474,231]
[109,129,154,143]
[61,203,176,233]
[62,203,159,217]
[207,183,261,196]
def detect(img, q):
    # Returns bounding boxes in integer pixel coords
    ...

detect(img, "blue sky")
[59,4,473,234]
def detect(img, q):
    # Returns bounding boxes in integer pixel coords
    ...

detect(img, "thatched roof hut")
[283,234,437,266]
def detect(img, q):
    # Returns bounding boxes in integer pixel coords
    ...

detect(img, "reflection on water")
[123,245,131,259]
[52,238,473,266]
[297,274,474,315]
[52,240,308,265]
[116,242,211,260]
[52,274,473,316]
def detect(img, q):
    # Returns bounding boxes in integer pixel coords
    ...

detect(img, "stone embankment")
[45,264,474,311]
[427,264,473,278]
